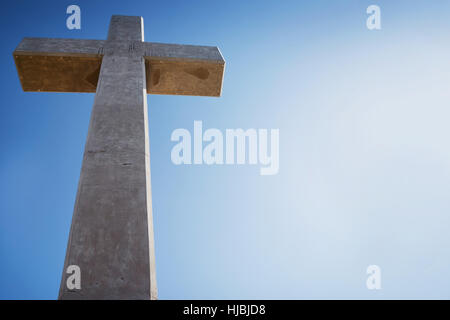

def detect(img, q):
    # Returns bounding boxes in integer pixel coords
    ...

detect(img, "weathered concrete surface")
[14,38,106,56]
[13,30,225,95]
[14,55,102,92]
[146,58,224,96]
[13,14,225,300]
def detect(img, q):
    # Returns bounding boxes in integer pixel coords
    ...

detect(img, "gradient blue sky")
[2,0,450,299]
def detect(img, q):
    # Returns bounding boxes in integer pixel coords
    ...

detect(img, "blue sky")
[2,0,450,299]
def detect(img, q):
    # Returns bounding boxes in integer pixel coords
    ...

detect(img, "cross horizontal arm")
[13,37,225,96]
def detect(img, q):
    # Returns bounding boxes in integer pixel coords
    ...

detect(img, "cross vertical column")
[58,16,157,300]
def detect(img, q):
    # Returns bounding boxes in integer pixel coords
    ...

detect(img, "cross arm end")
[13,37,105,93]
[143,42,225,97]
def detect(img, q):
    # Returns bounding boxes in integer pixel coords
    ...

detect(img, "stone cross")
[13,15,225,299]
